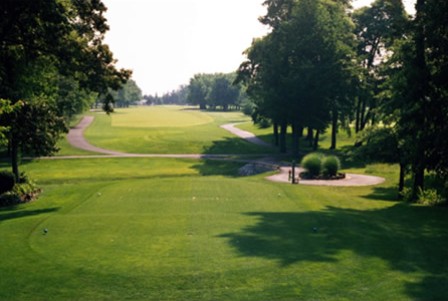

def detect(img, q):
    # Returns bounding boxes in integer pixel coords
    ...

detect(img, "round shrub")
[322,155,341,176]
[0,170,15,194]
[301,153,323,177]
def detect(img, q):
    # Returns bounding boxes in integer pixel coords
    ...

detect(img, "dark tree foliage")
[379,0,448,198]
[187,73,245,111]
[238,0,356,156]
[144,86,189,106]
[111,79,143,108]
[0,0,130,180]
[352,0,408,134]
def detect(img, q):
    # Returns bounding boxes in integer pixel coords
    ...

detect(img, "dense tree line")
[100,79,142,108]
[0,0,130,180]
[237,0,447,199]
[144,85,189,105]
[144,73,248,111]
[187,73,246,111]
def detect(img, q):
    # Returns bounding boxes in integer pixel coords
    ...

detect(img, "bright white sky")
[103,0,415,96]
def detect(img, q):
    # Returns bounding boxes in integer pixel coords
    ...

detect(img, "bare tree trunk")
[298,126,304,138]
[330,109,338,150]
[410,0,429,201]
[11,137,20,182]
[360,98,367,131]
[279,121,287,153]
[313,130,320,151]
[398,162,405,193]
[292,122,300,158]
[273,122,279,146]
[412,161,425,200]
[307,127,314,146]
[355,97,361,133]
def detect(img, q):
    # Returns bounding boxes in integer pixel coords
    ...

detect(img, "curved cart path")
[220,123,273,147]
[67,116,126,155]
[64,116,385,187]
[267,166,385,187]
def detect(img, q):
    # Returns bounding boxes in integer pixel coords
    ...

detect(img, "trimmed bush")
[0,170,15,194]
[322,155,341,176]
[301,153,323,177]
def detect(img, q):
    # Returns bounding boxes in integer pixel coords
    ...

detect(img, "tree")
[381,0,448,199]
[57,76,97,122]
[237,35,291,153]
[1,98,67,181]
[187,74,211,110]
[352,0,408,135]
[0,0,130,180]
[238,0,356,155]
[110,79,142,108]
[208,73,241,111]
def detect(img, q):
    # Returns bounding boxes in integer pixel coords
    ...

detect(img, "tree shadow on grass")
[191,159,244,177]
[202,137,276,155]
[0,207,59,223]
[220,204,448,300]
[362,185,401,202]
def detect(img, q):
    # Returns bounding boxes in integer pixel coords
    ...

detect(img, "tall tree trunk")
[355,97,361,133]
[398,162,405,193]
[355,97,364,147]
[10,137,20,182]
[298,126,304,138]
[273,122,279,146]
[360,98,367,131]
[279,121,287,153]
[410,0,429,201]
[291,122,300,158]
[330,109,338,150]
[307,127,314,146]
[412,161,425,200]
[313,130,320,151]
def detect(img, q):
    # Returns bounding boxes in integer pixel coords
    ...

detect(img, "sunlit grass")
[1,158,447,300]
[81,106,273,155]
[1,107,447,300]
[111,106,214,128]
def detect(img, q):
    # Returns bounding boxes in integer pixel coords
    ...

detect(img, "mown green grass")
[1,158,447,300]
[1,107,447,300]
[82,106,274,155]
[237,121,359,152]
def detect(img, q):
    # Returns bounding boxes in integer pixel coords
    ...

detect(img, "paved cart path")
[62,116,385,187]
[220,123,272,147]
[266,166,385,186]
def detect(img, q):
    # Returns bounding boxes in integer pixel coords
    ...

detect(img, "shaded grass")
[237,122,359,155]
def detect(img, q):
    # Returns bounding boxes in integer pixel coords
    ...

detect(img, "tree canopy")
[0,0,131,180]
[237,0,447,200]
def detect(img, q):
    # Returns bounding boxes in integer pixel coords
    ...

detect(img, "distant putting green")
[83,106,272,154]
[111,106,214,128]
